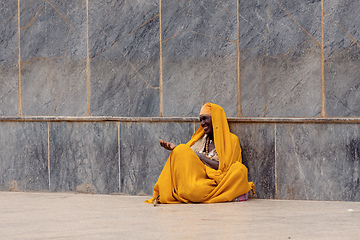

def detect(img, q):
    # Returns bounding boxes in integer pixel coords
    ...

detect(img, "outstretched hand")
[159,139,176,151]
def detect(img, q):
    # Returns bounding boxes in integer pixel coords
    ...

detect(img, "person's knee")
[172,144,191,156]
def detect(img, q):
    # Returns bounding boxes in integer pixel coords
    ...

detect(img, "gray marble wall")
[2,0,359,117]
[1,1,360,201]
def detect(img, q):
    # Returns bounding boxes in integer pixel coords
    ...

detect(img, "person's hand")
[159,139,176,151]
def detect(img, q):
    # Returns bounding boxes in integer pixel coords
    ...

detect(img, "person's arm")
[195,152,219,170]
[159,139,219,169]
[159,139,176,151]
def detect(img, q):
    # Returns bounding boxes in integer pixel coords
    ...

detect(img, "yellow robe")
[145,103,255,203]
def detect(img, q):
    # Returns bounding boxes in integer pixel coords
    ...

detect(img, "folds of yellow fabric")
[145,144,253,204]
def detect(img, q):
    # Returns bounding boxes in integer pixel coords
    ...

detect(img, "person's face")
[200,115,213,135]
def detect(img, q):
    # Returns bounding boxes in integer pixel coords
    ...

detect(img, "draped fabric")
[145,103,255,204]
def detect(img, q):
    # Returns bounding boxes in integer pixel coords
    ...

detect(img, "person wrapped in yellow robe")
[145,103,255,204]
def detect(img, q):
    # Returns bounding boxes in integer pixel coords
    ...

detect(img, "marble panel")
[49,122,119,194]
[323,1,360,117]
[265,0,321,56]
[238,1,268,117]
[0,62,18,116]
[162,0,237,42]
[162,0,238,117]
[276,124,360,201]
[89,1,160,116]
[261,1,322,117]
[120,122,195,195]
[0,122,48,191]
[323,1,360,61]
[239,0,268,49]
[325,46,360,117]
[20,0,87,116]
[20,0,87,62]
[263,40,321,117]
[240,48,266,117]
[21,60,87,116]
[230,123,276,199]
[241,0,322,117]
[0,1,19,116]
[45,0,88,61]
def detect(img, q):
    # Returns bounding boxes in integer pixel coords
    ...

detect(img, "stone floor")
[1,191,359,240]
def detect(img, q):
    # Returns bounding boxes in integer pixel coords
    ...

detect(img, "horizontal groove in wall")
[1,116,360,124]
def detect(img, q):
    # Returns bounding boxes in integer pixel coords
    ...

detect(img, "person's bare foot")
[159,139,176,150]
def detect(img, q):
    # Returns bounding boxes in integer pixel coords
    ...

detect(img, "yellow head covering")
[199,102,211,116]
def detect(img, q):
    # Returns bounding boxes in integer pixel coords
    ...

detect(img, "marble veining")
[276,124,360,201]
[49,122,119,194]
[0,0,359,117]
[0,122,48,191]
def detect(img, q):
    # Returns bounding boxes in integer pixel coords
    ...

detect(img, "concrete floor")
[1,192,359,240]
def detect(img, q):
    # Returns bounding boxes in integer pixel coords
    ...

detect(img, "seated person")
[145,102,255,204]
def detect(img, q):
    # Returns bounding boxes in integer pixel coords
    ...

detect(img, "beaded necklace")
[205,136,213,156]
[205,137,210,155]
